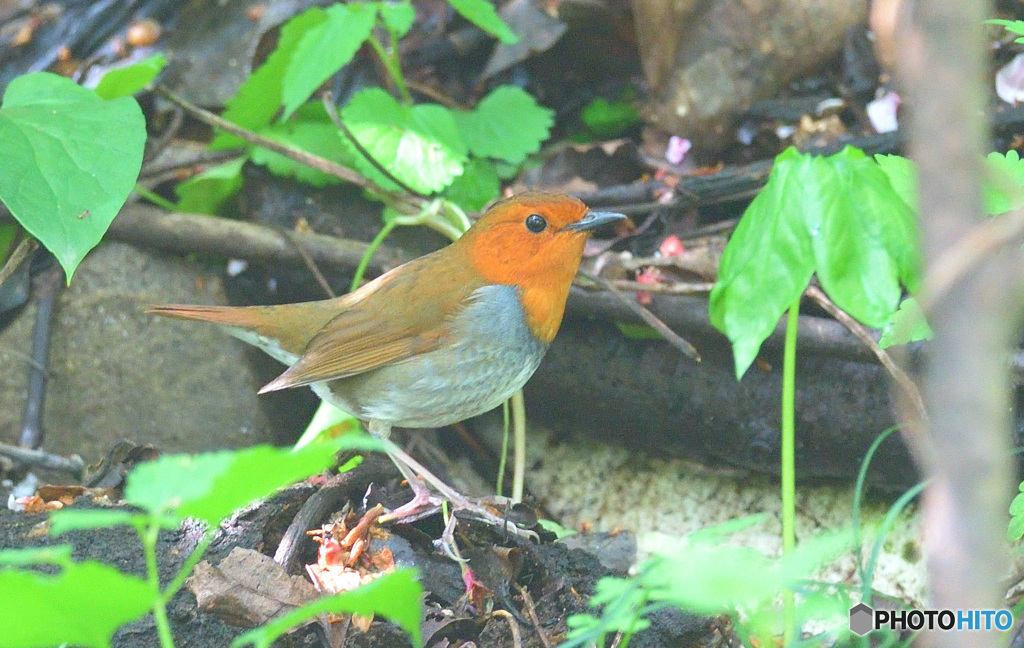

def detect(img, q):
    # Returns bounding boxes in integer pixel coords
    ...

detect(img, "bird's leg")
[367,421,534,538]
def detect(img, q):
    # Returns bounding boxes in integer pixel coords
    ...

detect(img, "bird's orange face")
[462,192,597,343]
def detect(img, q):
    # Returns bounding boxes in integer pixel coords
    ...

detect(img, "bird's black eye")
[525,213,547,233]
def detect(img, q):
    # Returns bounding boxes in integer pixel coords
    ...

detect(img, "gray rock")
[0,242,307,465]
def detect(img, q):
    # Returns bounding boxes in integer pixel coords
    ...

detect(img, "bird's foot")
[377,440,538,541]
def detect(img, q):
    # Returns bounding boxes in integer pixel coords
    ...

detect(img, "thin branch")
[153,84,422,214]
[611,280,715,294]
[0,237,37,290]
[804,285,930,467]
[578,269,701,361]
[0,441,84,477]
[280,228,336,299]
[920,204,1024,315]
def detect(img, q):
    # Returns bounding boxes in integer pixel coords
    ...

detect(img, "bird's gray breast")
[320,283,549,428]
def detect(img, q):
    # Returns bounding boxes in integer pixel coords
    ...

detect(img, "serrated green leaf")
[380,1,415,37]
[94,53,167,99]
[812,147,919,326]
[232,568,424,648]
[211,7,329,149]
[0,545,73,567]
[49,509,142,535]
[709,148,817,378]
[282,3,378,118]
[251,119,354,187]
[447,0,517,44]
[454,86,553,164]
[987,19,1024,37]
[125,436,385,525]
[878,296,933,348]
[0,73,145,282]
[343,88,467,193]
[1010,484,1024,541]
[175,158,245,215]
[0,561,154,648]
[581,97,641,138]
[443,157,499,210]
[985,150,1024,215]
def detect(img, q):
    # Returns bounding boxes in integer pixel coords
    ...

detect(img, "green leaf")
[710,147,922,378]
[985,150,1024,215]
[0,72,145,282]
[812,147,920,325]
[0,545,73,567]
[874,154,918,212]
[211,7,329,149]
[282,3,378,119]
[443,157,500,211]
[454,86,553,164]
[709,148,817,378]
[94,53,167,99]
[175,158,245,215]
[614,322,662,340]
[232,568,424,648]
[878,296,933,348]
[447,0,517,44]
[380,1,416,37]
[343,87,467,193]
[49,509,142,535]
[125,437,385,525]
[293,401,363,450]
[987,18,1024,43]
[1009,482,1024,542]
[250,114,355,187]
[581,97,641,138]
[0,561,154,648]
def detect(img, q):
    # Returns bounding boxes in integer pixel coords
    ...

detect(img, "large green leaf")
[125,437,385,525]
[232,569,424,648]
[210,7,329,149]
[710,147,921,378]
[454,85,553,164]
[813,147,919,324]
[343,88,467,194]
[709,148,817,378]
[443,157,500,210]
[0,561,154,648]
[447,0,517,44]
[282,2,378,118]
[0,73,145,282]
[94,53,167,100]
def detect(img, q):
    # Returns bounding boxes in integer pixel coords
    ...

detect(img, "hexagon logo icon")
[850,602,874,636]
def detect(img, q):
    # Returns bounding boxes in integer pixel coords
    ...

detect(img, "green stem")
[496,399,510,495]
[781,297,800,646]
[134,185,178,211]
[350,220,397,291]
[367,34,411,104]
[141,521,176,648]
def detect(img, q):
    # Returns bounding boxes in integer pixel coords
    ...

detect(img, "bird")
[148,192,625,527]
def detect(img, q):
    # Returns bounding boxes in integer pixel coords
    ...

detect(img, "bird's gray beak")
[561,210,627,232]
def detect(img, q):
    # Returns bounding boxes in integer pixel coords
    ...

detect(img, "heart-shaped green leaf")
[0,73,145,282]
[454,85,553,164]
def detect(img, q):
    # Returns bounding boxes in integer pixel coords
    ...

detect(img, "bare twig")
[611,280,715,295]
[108,204,410,274]
[919,204,1024,315]
[804,285,930,466]
[517,585,553,648]
[281,228,336,298]
[0,441,84,477]
[0,237,37,290]
[153,84,422,214]
[578,269,700,361]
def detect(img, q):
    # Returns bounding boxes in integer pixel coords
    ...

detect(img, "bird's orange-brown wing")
[259,247,488,392]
